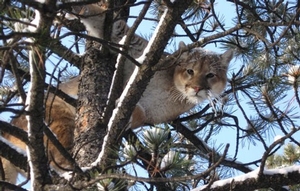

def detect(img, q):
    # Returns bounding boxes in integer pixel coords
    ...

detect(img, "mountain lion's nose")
[192,86,202,93]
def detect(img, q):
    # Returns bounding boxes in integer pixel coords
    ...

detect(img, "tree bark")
[73,48,115,167]
[27,43,52,189]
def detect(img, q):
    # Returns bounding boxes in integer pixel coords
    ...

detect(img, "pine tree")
[0,0,300,190]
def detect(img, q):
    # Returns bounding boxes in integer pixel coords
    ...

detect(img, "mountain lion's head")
[173,42,233,104]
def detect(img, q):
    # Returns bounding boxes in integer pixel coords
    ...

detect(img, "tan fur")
[1,80,77,184]
[72,3,107,39]
[130,103,147,129]
[57,76,79,98]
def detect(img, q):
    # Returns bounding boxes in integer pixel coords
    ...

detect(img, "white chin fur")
[175,88,207,104]
[186,90,207,104]
[187,96,205,104]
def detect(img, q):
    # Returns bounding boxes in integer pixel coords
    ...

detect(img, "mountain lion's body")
[1,3,233,185]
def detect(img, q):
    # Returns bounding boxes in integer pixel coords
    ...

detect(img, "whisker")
[207,90,223,116]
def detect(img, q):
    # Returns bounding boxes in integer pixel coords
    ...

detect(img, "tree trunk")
[73,48,115,167]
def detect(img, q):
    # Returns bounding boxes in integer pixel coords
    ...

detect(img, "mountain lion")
[1,42,233,184]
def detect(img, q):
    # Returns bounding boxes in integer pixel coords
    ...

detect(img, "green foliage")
[263,143,300,191]
[120,127,196,190]
[267,143,300,169]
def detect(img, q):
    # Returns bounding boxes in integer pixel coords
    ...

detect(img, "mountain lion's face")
[173,48,233,104]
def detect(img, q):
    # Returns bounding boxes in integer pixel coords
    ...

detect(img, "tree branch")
[77,144,230,189]
[196,165,300,191]
[0,136,28,171]
[0,121,28,144]
[93,0,194,170]
[173,120,252,173]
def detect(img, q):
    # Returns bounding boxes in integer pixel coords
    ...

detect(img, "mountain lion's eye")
[206,73,215,78]
[187,69,194,75]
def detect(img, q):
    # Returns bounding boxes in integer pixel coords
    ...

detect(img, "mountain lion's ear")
[221,49,234,67]
[179,41,189,59]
